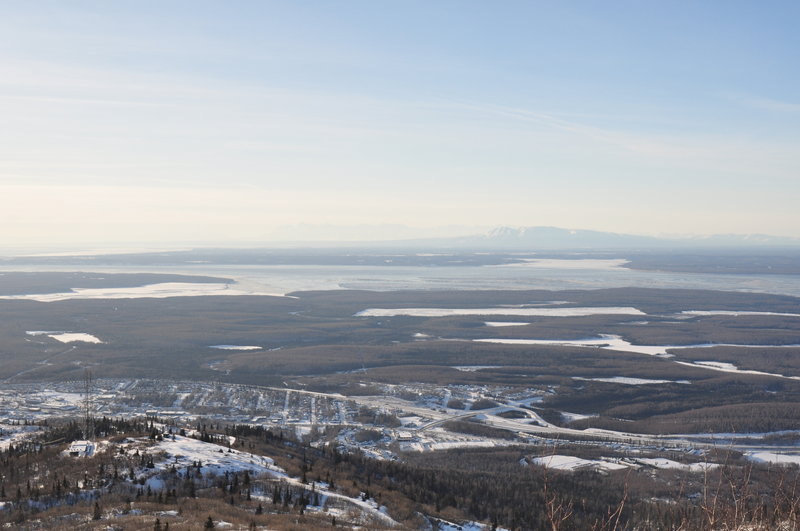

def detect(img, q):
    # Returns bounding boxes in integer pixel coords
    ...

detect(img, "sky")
[1,1,799,248]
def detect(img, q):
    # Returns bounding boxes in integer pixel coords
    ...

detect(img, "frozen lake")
[2,259,800,297]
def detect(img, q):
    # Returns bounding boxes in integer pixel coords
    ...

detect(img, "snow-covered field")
[675,361,800,380]
[0,423,41,450]
[746,451,800,466]
[530,454,628,472]
[208,345,262,351]
[391,425,522,453]
[484,321,530,327]
[356,307,645,317]
[140,435,285,478]
[28,330,104,343]
[0,282,287,302]
[635,458,717,472]
[473,335,674,356]
[681,310,800,318]
[574,376,690,385]
[474,335,800,359]
[47,332,103,344]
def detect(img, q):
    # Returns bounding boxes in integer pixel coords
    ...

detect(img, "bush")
[447,399,466,409]
[470,398,499,410]
[354,429,383,443]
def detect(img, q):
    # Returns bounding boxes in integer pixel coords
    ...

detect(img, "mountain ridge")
[417,225,800,250]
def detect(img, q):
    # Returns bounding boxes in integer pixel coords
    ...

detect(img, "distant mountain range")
[407,226,800,250]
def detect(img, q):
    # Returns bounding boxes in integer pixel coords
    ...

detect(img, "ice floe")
[208,345,262,351]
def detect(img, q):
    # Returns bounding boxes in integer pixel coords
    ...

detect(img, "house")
[68,440,95,457]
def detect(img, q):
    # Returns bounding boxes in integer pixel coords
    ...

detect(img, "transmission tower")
[82,368,94,440]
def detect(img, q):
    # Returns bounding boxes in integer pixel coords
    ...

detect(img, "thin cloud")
[743,96,800,113]
[452,101,702,158]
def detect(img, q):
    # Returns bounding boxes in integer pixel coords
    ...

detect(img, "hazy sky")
[1,1,799,247]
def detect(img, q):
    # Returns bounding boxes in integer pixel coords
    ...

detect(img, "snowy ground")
[635,458,717,472]
[131,434,285,479]
[0,423,41,450]
[746,451,800,466]
[115,434,400,527]
[530,454,629,472]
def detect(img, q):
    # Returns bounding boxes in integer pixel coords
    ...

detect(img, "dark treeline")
[2,418,800,530]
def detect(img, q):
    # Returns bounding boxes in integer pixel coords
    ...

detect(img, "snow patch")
[143,435,283,478]
[473,335,673,356]
[356,307,645,317]
[0,282,289,302]
[746,452,800,466]
[48,333,103,344]
[474,335,800,358]
[676,361,800,380]
[636,458,717,472]
[574,377,690,385]
[561,412,598,423]
[531,454,629,472]
[682,310,800,318]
